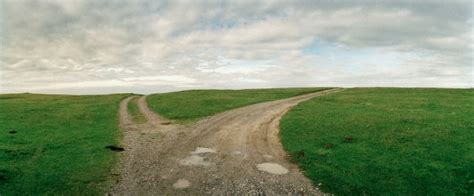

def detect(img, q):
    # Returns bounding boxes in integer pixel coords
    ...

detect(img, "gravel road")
[110,88,343,195]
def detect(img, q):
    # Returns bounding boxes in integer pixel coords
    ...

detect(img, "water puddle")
[179,155,211,166]
[173,178,190,189]
[256,163,289,175]
[179,147,216,166]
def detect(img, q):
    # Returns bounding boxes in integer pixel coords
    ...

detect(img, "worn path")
[111,88,343,195]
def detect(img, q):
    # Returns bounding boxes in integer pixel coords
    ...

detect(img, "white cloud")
[123,75,196,84]
[0,0,472,94]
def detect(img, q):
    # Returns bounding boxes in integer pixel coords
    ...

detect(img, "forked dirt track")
[111,88,343,195]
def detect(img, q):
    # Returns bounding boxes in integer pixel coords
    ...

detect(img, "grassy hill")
[0,93,129,195]
[146,87,329,123]
[280,88,474,195]
[3,88,471,194]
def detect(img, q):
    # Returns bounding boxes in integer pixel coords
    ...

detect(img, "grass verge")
[280,88,474,195]
[127,97,147,124]
[0,93,130,195]
[146,87,329,123]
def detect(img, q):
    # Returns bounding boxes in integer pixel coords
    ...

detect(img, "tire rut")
[111,88,343,195]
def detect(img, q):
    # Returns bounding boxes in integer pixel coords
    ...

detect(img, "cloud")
[0,0,472,94]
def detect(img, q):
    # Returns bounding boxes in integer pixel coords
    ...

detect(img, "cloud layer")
[1,0,472,94]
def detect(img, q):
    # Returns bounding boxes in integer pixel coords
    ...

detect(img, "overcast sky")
[0,0,472,94]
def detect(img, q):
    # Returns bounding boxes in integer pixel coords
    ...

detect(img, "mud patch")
[256,163,289,175]
[344,135,353,142]
[179,155,212,166]
[173,179,190,189]
[323,143,333,149]
[105,145,125,152]
[191,147,216,154]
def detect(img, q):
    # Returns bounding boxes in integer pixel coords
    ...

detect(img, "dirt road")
[110,88,343,195]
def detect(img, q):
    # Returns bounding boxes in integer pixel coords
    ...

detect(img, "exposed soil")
[105,145,125,152]
[110,88,343,195]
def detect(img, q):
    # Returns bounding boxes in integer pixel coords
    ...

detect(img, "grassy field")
[127,97,146,124]
[280,88,474,195]
[146,88,329,123]
[0,93,129,195]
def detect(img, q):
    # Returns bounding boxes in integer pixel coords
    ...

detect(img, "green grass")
[280,88,474,195]
[127,97,146,124]
[146,88,329,123]
[0,93,130,195]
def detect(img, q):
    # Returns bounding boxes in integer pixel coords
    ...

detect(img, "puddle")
[173,178,190,189]
[256,163,289,175]
[179,147,216,166]
[179,155,211,166]
[191,147,216,154]
[105,145,125,152]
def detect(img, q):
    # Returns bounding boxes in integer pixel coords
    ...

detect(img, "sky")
[0,0,472,94]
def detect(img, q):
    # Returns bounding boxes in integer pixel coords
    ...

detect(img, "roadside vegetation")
[280,88,474,195]
[0,93,129,195]
[146,88,329,123]
[127,97,147,124]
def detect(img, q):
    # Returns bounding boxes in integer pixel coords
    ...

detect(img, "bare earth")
[110,88,343,195]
